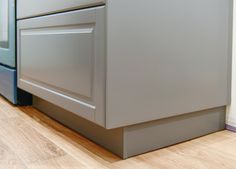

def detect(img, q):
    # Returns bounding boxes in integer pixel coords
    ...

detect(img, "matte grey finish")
[33,96,124,158]
[17,0,105,19]
[123,106,226,158]
[106,0,232,128]
[17,7,106,126]
[33,96,225,159]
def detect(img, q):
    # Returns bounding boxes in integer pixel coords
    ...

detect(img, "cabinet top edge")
[17,0,106,20]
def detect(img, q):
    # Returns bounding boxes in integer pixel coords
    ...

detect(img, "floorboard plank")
[0,138,28,169]
[0,117,65,164]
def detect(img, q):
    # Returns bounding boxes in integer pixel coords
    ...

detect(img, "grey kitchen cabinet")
[17,0,232,158]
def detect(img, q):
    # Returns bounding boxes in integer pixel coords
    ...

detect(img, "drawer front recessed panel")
[20,26,94,99]
[18,7,106,125]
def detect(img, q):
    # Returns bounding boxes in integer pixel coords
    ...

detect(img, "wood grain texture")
[0,97,235,169]
[0,139,28,169]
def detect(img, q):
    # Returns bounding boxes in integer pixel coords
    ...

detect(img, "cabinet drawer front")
[18,7,105,124]
[21,26,94,99]
[17,0,105,19]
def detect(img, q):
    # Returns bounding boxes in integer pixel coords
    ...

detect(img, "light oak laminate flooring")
[0,97,235,169]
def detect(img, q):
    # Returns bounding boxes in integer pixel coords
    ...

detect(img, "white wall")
[226,1,236,127]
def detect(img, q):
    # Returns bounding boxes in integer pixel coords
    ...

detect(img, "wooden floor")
[0,97,235,169]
